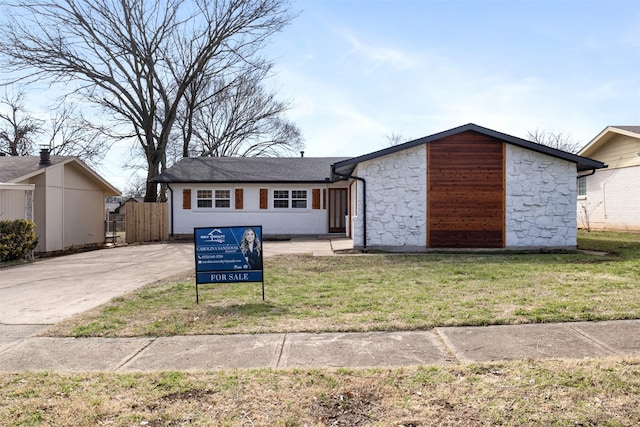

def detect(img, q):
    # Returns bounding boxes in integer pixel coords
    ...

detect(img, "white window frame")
[273,189,308,209]
[196,188,232,209]
[577,176,587,198]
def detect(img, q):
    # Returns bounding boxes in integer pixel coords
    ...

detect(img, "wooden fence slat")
[125,201,168,243]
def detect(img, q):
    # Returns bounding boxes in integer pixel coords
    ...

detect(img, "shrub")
[0,219,38,262]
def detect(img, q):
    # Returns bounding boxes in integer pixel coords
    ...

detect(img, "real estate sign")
[194,226,264,302]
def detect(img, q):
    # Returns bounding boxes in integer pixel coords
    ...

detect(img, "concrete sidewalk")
[1,320,638,372]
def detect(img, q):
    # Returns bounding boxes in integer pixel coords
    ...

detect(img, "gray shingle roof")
[613,126,640,135]
[0,155,72,182]
[151,157,350,183]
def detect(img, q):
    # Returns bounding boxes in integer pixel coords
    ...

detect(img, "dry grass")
[44,231,640,338]
[2,357,639,426]
[5,232,640,426]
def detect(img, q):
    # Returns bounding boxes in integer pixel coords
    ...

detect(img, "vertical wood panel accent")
[322,189,327,210]
[312,189,321,209]
[182,189,191,210]
[427,131,505,248]
[259,188,268,209]
[235,188,244,210]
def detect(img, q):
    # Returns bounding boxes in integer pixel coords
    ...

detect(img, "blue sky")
[263,0,640,155]
[99,0,639,189]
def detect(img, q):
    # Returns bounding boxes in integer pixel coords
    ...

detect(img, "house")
[153,123,605,250]
[0,150,121,253]
[152,156,350,237]
[576,126,640,232]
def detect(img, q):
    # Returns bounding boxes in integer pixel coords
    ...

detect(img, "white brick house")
[577,126,640,232]
[154,124,605,250]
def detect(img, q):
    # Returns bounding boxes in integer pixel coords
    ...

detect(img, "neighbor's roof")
[0,155,120,195]
[333,123,607,178]
[578,125,640,157]
[0,155,70,182]
[151,156,350,184]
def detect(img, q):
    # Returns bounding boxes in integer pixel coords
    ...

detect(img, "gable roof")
[578,125,640,157]
[333,123,607,178]
[0,155,120,195]
[151,156,350,184]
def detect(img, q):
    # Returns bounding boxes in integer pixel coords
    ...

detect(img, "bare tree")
[385,132,410,147]
[45,104,110,167]
[527,129,581,153]
[0,0,296,201]
[0,91,43,155]
[177,66,302,158]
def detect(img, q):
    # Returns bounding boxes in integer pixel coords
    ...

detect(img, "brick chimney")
[39,148,51,166]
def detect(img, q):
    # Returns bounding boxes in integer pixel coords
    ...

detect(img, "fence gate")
[125,201,168,243]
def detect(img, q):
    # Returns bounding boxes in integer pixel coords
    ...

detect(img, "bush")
[0,219,38,262]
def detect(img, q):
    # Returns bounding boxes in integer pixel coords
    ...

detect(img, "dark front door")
[328,188,348,233]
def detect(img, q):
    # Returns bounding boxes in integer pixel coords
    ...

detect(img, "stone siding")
[506,145,577,248]
[353,145,427,250]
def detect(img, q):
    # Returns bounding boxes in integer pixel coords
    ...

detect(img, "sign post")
[194,226,264,303]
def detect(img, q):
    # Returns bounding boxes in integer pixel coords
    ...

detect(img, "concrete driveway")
[0,243,194,325]
[0,237,345,326]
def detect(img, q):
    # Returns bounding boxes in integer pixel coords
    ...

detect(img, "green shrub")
[0,219,38,261]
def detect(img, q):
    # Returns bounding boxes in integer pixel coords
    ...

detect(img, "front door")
[328,188,348,233]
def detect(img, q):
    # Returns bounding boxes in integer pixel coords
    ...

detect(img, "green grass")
[45,231,640,338]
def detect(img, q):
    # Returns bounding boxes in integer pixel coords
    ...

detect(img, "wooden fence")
[125,201,168,244]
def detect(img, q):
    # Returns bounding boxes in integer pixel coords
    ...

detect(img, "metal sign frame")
[194,226,264,303]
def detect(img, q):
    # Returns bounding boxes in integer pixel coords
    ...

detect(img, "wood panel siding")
[427,131,505,248]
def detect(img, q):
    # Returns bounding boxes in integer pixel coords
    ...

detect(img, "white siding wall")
[505,145,577,248]
[170,183,337,236]
[352,145,427,250]
[578,166,640,232]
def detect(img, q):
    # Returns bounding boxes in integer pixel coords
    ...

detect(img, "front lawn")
[45,231,640,338]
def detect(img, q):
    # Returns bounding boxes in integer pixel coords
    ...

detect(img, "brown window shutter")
[322,189,327,210]
[182,189,191,210]
[235,189,244,209]
[260,188,268,209]
[312,189,321,209]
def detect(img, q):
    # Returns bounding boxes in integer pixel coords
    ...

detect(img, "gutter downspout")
[331,166,367,252]
[577,169,597,178]
[167,183,174,237]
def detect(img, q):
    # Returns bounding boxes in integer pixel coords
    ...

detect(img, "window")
[196,189,231,209]
[197,190,212,208]
[577,176,587,197]
[292,190,307,208]
[273,190,289,208]
[215,190,230,208]
[273,190,308,209]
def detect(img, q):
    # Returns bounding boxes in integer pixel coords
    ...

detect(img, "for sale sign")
[194,226,264,302]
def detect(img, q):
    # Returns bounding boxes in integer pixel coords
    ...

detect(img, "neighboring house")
[153,123,605,250]
[0,150,121,253]
[576,126,640,232]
